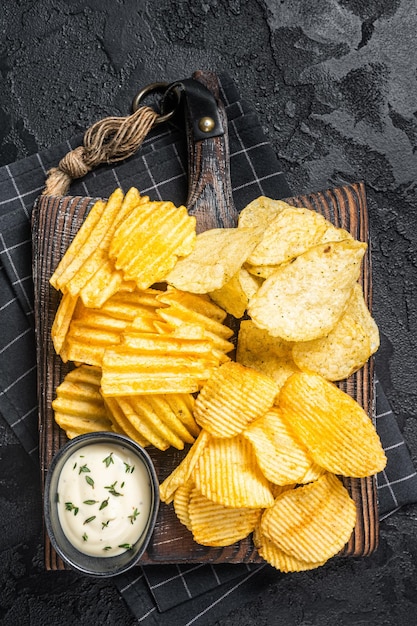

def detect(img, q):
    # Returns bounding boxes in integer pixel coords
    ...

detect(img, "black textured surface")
[1,1,417,624]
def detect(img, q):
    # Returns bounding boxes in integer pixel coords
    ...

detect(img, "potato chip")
[59,289,162,366]
[246,205,329,267]
[173,480,195,530]
[159,430,211,504]
[109,200,196,289]
[236,320,298,393]
[261,473,356,563]
[157,288,228,323]
[109,394,198,451]
[103,397,150,448]
[192,434,274,508]
[237,196,288,229]
[166,227,262,293]
[188,487,261,546]
[248,239,367,341]
[278,372,387,477]
[292,283,380,380]
[209,268,262,318]
[52,365,113,437]
[101,332,221,396]
[243,407,316,485]
[194,361,277,438]
[51,292,79,355]
[253,524,327,572]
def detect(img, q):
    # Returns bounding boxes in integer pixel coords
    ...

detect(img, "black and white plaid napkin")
[1,73,416,626]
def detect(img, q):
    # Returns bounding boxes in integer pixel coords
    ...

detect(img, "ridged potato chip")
[109,200,196,289]
[159,430,211,504]
[104,397,150,448]
[292,283,380,380]
[166,227,262,293]
[261,473,356,563]
[243,407,317,486]
[192,434,274,508]
[278,372,387,477]
[194,361,277,438]
[157,288,228,323]
[51,292,78,355]
[173,480,195,531]
[236,320,298,393]
[101,332,221,396]
[52,365,113,438]
[188,487,261,547]
[248,239,367,341]
[253,524,327,572]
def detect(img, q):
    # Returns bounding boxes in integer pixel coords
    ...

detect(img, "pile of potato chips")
[50,187,386,571]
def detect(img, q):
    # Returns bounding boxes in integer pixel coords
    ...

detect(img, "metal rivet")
[198,116,216,133]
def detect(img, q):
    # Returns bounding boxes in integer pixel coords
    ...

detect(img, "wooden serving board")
[32,180,378,570]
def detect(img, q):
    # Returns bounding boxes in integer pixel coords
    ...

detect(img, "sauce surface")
[57,442,152,557]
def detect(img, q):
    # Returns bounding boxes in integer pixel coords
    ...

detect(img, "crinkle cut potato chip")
[243,407,317,486]
[110,200,196,290]
[159,430,211,504]
[52,365,113,438]
[166,227,262,293]
[236,319,298,393]
[247,239,367,342]
[260,473,357,564]
[292,283,380,381]
[173,480,195,531]
[253,525,327,572]
[188,487,262,547]
[278,372,387,477]
[192,434,274,508]
[193,361,277,438]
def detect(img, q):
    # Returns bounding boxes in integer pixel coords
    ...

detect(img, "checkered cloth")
[1,73,416,626]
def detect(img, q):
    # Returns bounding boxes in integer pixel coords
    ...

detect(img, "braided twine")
[42,105,159,196]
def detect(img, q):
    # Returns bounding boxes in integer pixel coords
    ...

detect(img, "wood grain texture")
[32,181,378,570]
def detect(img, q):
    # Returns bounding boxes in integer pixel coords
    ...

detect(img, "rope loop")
[42,105,159,196]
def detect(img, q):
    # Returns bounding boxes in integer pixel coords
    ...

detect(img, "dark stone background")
[1,0,417,624]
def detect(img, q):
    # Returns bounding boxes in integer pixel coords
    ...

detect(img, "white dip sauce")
[56,443,152,557]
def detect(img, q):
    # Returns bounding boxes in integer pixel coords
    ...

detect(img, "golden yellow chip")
[173,480,195,531]
[261,473,356,563]
[188,487,261,546]
[166,227,262,293]
[159,430,211,504]
[292,283,380,381]
[237,196,288,229]
[101,332,221,396]
[248,239,367,342]
[192,434,274,508]
[209,268,262,318]
[157,288,228,323]
[243,407,316,486]
[194,361,277,438]
[104,397,150,448]
[109,200,196,289]
[52,365,113,437]
[236,320,298,393]
[278,372,387,477]
[51,292,79,355]
[253,524,327,572]
[246,205,329,267]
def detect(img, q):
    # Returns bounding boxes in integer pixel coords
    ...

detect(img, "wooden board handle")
[183,70,239,232]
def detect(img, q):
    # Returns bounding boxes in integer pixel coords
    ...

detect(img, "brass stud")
[198,116,216,133]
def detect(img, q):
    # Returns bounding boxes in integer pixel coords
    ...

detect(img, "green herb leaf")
[124,462,135,474]
[82,533,88,542]
[78,464,90,474]
[85,475,95,488]
[103,452,114,468]
[128,508,140,524]
[118,543,133,550]
[83,515,96,525]
[105,481,123,497]
[103,546,112,551]
[65,502,79,516]
[99,498,109,511]
[83,499,98,505]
